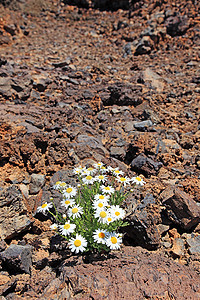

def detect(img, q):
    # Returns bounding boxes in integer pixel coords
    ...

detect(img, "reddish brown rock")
[60,246,200,299]
[161,186,200,230]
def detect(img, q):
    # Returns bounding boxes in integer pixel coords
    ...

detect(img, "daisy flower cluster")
[37,162,145,254]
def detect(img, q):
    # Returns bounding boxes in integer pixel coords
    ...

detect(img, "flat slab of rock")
[60,246,200,299]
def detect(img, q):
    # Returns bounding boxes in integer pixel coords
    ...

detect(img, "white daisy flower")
[63,186,77,198]
[68,205,83,219]
[53,181,67,190]
[53,181,61,190]
[80,169,90,176]
[132,176,146,186]
[61,198,75,209]
[116,176,131,186]
[94,194,110,202]
[93,229,109,244]
[50,223,58,230]
[63,214,67,219]
[106,232,122,250]
[82,175,94,185]
[112,168,124,177]
[93,199,109,210]
[93,162,104,169]
[59,221,76,236]
[86,167,96,175]
[37,202,53,214]
[100,185,115,195]
[94,209,108,224]
[94,174,107,183]
[99,166,107,173]
[68,234,87,253]
[110,205,126,220]
[74,166,85,175]
[105,214,115,224]
[107,166,114,172]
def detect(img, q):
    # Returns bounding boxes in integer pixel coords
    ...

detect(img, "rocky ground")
[0,0,200,299]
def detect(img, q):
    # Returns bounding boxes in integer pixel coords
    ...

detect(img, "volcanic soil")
[0,0,200,299]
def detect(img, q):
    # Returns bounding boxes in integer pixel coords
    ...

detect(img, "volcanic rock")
[124,194,161,250]
[161,186,200,230]
[59,246,200,299]
[0,244,32,274]
[0,186,32,240]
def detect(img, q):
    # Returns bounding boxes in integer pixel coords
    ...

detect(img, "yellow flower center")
[55,181,61,185]
[99,195,105,200]
[120,177,126,182]
[105,187,110,190]
[86,175,92,180]
[98,203,103,208]
[111,237,117,244]
[115,211,120,216]
[100,211,107,218]
[107,217,112,222]
[74,240,81,247]
[87,167,93,171]
[101,166,106,169]
[114,170,120,174]
[72,208,78,214]
[65,200,71,205]
[60,182,66,187]
[98,232,105,239]
[99,175,104,180]
[66,187,73,193]
[41,203,47,208]
[136,177,142,181]
[64,224,70,230]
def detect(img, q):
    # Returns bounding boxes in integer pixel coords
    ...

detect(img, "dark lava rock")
[161,187,200,230]
[131,153,163,176]
[165,15,190,37]
[134,36,155,55]
[99,82,143,106]
[124,194,161,250]
[0,244,32,274]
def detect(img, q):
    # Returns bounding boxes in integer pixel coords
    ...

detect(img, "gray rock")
[110,146,126,159]
[124,121,135,132]
[0,186,32,240]
[186,234,200,255]
[134,120,153,131]
[0,244,32,274]
[75,134,109,158]
[0,77,12,97]
[29,174,46,195]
